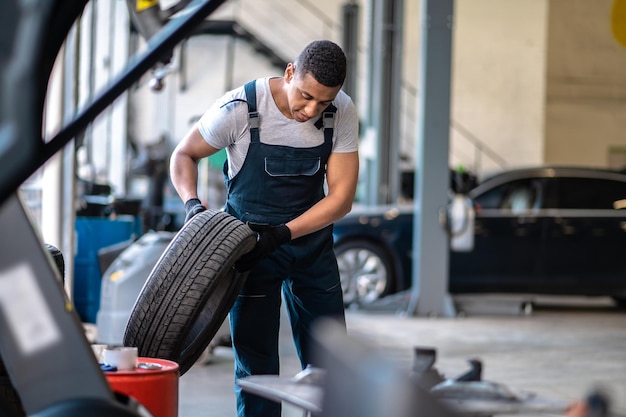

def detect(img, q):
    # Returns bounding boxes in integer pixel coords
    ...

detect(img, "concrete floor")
[178,296,626,417]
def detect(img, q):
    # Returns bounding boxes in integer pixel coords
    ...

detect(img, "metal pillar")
[109,2,131,196]
[342,1,359,102]
[41,44,66,253]
[364,0,403,205]
[88,1,130,196]
[407,0,456,317]
[224,35,236,91]
[42,27,79,298]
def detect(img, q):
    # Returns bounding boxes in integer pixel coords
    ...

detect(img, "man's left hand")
[235,223,291,271]
[184,198,206,223]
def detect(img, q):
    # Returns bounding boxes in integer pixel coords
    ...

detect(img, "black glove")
[235,223,291,272]
[184,198,206,223]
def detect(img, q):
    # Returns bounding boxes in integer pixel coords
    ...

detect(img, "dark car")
[333,166,626,307]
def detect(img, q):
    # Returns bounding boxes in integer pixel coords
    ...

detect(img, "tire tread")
[123,210,255,374]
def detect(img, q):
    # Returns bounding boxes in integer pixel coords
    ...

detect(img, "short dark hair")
[294,40,347,88]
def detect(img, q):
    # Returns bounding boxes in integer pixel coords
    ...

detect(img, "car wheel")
[123,209,256,376]
[335,240,394,306]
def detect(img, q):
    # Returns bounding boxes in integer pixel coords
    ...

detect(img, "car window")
[474,178,541,211]
[550,177,626,209]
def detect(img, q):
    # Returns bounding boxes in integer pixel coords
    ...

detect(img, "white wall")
[397,0,549,176]
[128,37,280,148]
[94,0,626,197]
[131,0,550,182]
[450,0,548,175]
[122,0,626,196]
[129,0,348,151]
[544,0,626,168]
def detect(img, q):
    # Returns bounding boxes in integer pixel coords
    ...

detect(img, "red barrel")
[105,357,179,417]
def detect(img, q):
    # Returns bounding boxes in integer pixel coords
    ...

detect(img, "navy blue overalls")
[223,80,346,417]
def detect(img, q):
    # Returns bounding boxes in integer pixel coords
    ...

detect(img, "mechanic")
[169,40,359,417]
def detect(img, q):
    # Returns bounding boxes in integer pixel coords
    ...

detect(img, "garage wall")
[399,1,548,177]
[544,0,626,169]
[128,0,348,149]
[127,37,279,149]
[131,0,549,178]
[451,0,548,176]
[128,0,626,193]
[85,0,626,203]
[127,37,282,207]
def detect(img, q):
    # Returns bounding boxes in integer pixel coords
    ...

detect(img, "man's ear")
[285,63,295,83]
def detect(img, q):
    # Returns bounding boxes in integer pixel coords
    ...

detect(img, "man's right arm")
[170,126,221,203]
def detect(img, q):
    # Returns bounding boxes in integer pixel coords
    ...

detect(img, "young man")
[170,40,359,416]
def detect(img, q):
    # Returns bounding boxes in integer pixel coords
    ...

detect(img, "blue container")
[74,216,138,323]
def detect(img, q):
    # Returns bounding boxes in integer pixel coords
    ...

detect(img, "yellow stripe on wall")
[136,0,158,13]
[612,0,626,46]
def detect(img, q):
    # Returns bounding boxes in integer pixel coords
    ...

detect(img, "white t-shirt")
[197,77,359,178]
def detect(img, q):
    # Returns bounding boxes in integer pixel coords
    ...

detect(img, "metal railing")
[400,80,508,176]
[216,0,343,61]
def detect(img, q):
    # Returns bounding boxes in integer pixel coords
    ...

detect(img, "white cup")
[102,346,138,370]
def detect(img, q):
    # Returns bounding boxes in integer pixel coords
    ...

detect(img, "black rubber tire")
[613,297,626,309]
[45,243,65,283]
[122,209,256,375]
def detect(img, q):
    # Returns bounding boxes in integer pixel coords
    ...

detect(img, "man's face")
[286,66,341,123]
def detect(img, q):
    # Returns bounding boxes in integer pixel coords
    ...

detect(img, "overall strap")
[218,80,260,143]
[314,103,337,144]
[243,80,260,143]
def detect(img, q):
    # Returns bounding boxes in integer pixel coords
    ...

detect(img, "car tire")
[612,297,626,309]
[45,243,65,283]
[335,239,395,307]
[122,209,256,375]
